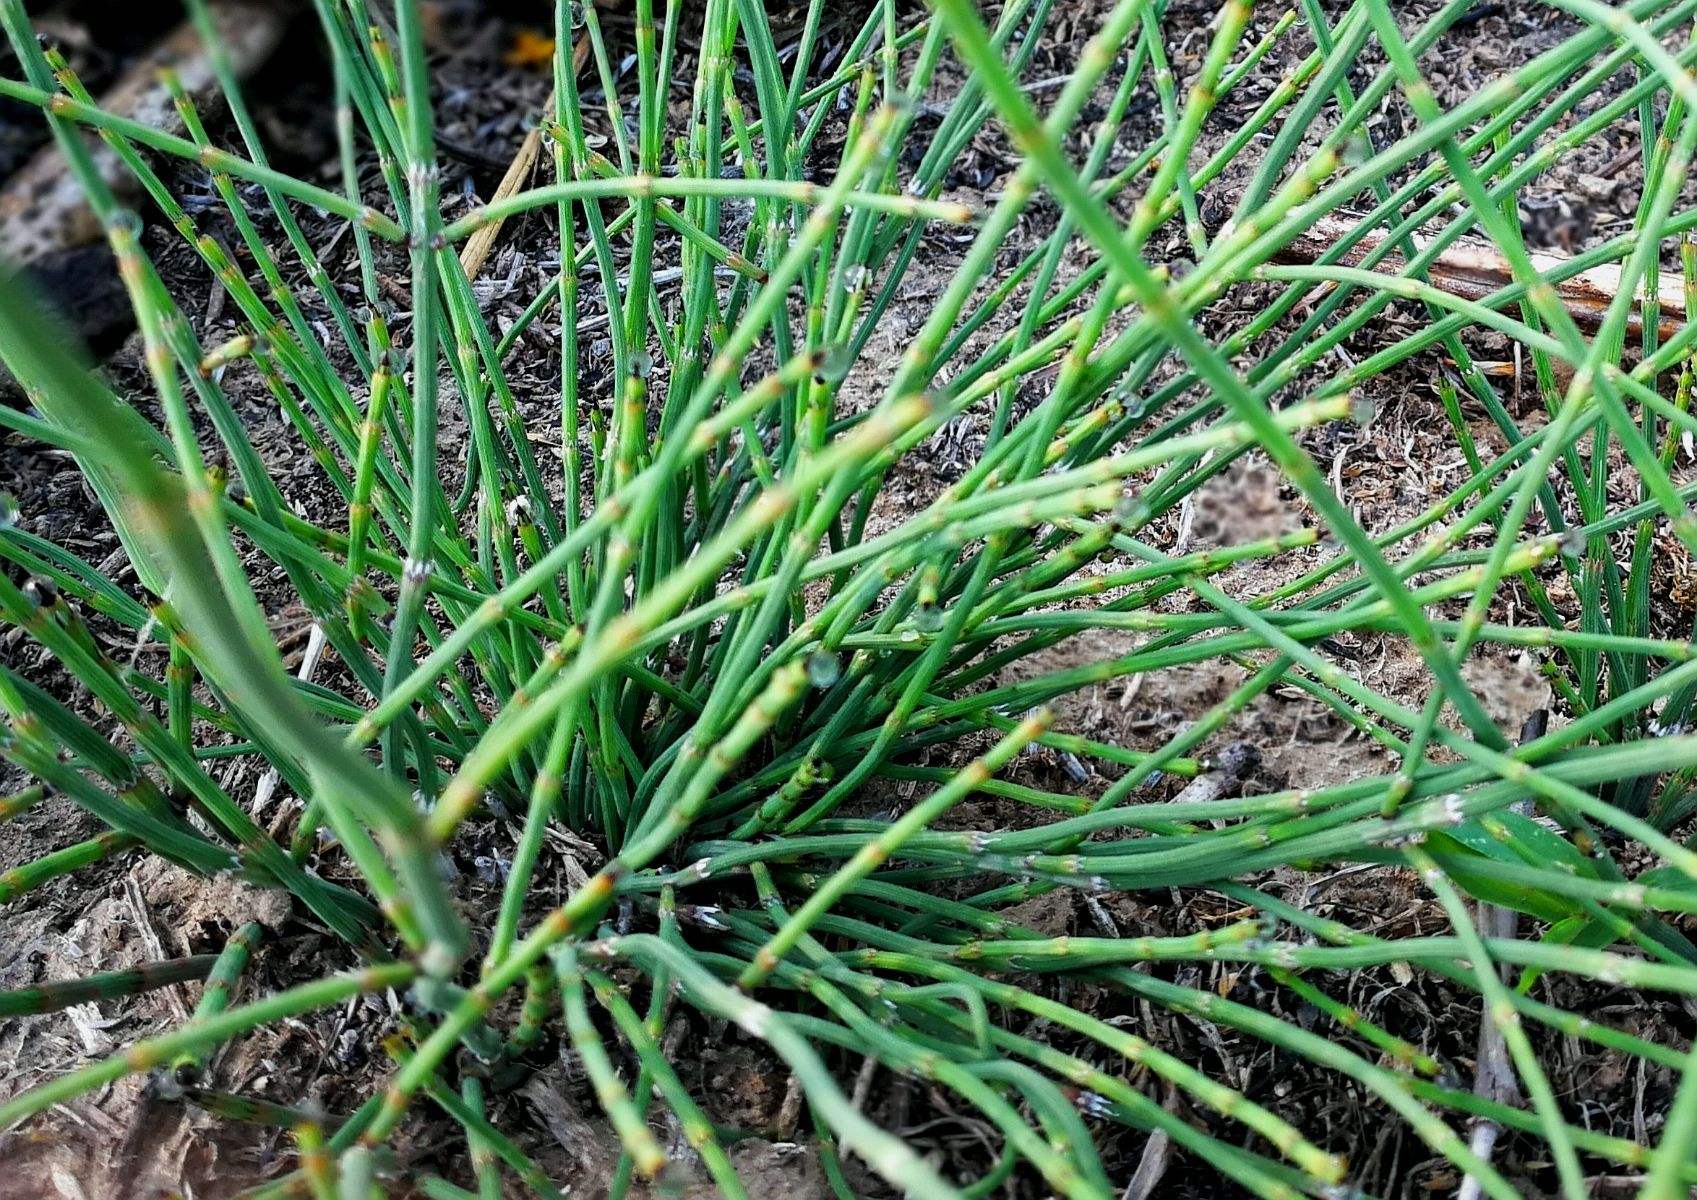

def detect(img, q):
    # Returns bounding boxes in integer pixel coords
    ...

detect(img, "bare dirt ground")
[2,1,1695,1197]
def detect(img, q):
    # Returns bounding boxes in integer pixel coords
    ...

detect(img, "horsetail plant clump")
[6,0,1697,1194]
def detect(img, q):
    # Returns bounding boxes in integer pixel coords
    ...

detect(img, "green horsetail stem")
[738,709,1051,989]
[0,954,216,1017]
[599,933,964,1198]
[0,962,415,1129]
[0,77,402,238]
[0,784,44,824]
[0,276,465,975]
[1407,847,1585,1200]
[172,923,263,1082]
[2,0,1697,1191]
[588,968,751,1200]
[292,1117,337,1200]
[0,830,135,904]
[556,949,667,1179]
[177,1085,328,1130]
[438,175,981,243]
[459,1077,501,1200]
[380,1035,566,1200]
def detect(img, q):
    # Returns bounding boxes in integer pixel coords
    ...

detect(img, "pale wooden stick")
[0,4,286,261]
[458,35,592,281]
[1276,213,1685,338]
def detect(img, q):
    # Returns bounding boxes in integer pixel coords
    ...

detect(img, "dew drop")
[820,343,854,382]
[1112,494,1146,527]
[22,576,57,606]
[806,649,841,688]
[107,209,144,238]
